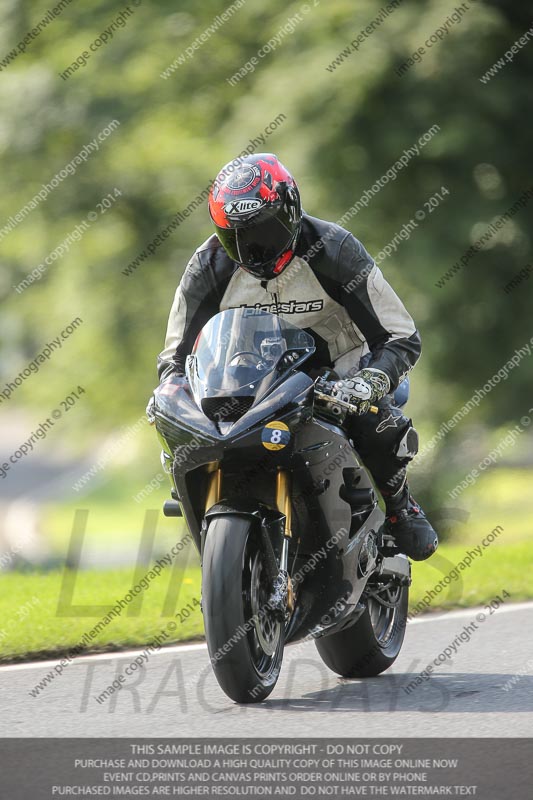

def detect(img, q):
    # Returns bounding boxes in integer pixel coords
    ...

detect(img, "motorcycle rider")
[156,154,438,561]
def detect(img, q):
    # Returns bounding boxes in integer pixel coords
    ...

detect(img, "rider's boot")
[381,479,438,561]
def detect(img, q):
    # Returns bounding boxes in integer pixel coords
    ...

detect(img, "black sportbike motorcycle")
[152,307,411,703]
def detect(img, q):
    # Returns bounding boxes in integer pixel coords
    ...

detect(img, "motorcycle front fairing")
[153,309,316,552]
[152,307,386,643]
[154,368,315,552]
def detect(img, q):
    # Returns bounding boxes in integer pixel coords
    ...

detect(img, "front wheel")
[202,515,284,703]
[315,578,409,677]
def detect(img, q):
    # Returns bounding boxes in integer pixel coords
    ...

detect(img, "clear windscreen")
[187,307,315,398]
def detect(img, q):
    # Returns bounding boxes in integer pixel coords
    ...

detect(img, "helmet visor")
[216,213,294,269]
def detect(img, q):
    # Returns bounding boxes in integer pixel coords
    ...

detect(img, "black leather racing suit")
[157,213,421,497]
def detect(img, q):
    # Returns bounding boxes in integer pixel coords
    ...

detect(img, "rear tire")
[202,515,284,703]
[315,580,409,677]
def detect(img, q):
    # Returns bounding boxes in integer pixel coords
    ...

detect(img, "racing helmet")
[208,153,302,280]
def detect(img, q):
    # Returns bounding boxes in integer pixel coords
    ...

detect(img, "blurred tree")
[0,0,530,491]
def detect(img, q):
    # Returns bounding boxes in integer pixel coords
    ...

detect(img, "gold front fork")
[276,469,294,612]
[276,469,292,538]
[205,462,222,511]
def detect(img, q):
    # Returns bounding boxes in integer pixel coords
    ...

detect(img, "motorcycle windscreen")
[188,307,315,401]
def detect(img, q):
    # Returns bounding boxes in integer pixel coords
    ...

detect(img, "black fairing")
[154,364,385,644]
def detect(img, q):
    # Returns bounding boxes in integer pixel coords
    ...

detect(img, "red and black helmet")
[208,153,302,280]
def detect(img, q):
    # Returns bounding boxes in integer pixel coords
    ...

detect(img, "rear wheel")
[202,515,284,703]
[315,579,409,677]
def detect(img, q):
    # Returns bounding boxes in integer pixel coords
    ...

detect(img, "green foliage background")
[1,0,531,493]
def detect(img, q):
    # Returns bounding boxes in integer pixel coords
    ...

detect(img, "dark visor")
[216,214,294,269]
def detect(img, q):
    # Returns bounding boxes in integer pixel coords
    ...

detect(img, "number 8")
[270,429,282,444]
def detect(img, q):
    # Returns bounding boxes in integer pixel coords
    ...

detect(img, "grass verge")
[1,537,531,663]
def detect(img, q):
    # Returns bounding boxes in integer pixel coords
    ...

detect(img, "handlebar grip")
[314,389,379,416]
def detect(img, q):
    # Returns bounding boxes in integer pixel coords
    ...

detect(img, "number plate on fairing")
[261,421,291,451]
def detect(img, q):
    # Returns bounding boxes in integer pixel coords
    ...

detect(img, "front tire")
[202,515,284,703]
[315,579,409,677]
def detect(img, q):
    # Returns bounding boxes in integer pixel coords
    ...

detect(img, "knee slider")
[395,422,419,460]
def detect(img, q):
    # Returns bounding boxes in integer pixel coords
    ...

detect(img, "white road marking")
[1,602,531,674]
[408,600,533,624]
[0,642,208,673]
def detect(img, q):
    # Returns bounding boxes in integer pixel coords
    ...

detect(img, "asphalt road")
[1,602,532,737]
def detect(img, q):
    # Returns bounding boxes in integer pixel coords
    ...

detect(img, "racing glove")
[330,368,391,415]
